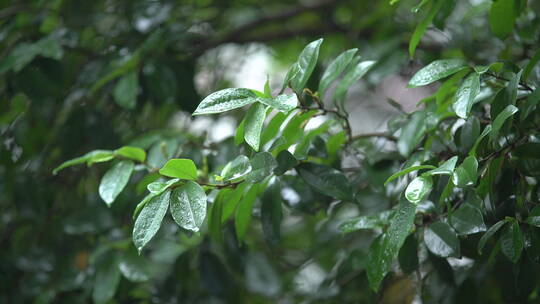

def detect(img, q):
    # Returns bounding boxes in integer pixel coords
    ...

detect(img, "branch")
[485,72,534,92]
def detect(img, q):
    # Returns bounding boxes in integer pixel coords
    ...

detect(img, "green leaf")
[297,163,353,201]
[384,165,436,186]
[261,181,283,245]
[290,38,323,93]
[459,117,481,154]
[405,175,433,204]
[98,160,134,205]
[92,253,121,304]
[159,159,198,180]
[526,206,540,227]
[261,112,287,146]
[281,63,300,92]
[398,234,419,275]
[367,200,416,291]
[235,118,246,146]
[119,249,150,282]
[425,156,458,176]
[397,111,427,157]
[244,103,267,151]
[193,88,258,115]
[133,190,171,253]
[257,94,297,113]
[245,152,277,183]
[221,155,252,181]
[334,60,376,103]
[170,181,207,232]
[408,0,445,58]
[424,221,460,258]
[520,88,540,122]
[113,71,138,109]
[489,0,516,39]
[319,48,358,95]
[500,219,523,263]
[449,204,486,235]
[478,220,507,254]
[115,146,146,162]
[235,184,260,241]
[272,110,317,154]
[469,124,492,157]
[408,59,468,87]
[147,178,179,195]
[524,49,540,81]
[453,73,480,118]
[274,150,299,176]
[208,195,224,243]
[221,182,249,222]
[53,150,115,174]
[452,156,478,187]
[490,104,518,142]
[339,211,392,233]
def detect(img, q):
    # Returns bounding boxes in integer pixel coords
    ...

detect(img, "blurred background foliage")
[1,0,540,303]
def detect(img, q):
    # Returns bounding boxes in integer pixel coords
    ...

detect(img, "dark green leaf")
[453,73,480,118]
[408,59,468,87]
[119,249,150,282]
[98,160,134,205]
[397,111,427,157]
[452,156,478,187]
[319,48,358,95]
[520,88,540,122]
[490,105,518,142]
[459,117,481,154]
[261,181,283,245]
[424,221,460,258]
[500,219,523,263]
[113,71,138,109]
[469,124,492,157]
[405,175,433,204]
[159,159,198,180]
[297,163,353,201]
[425,156,458,176]
[339,211,392,233]
[133,191,171,253]
[274,150,298,176]
[92,253,121,304]
[384,165,436,186]
[244,103,267,151]
[170,181,207,232]
[526,206,540,227]
[367,200,416,291]
[193,88,258,115]
[449,204,486,235]
[408,0,446,58]
[235,184,260,241]
[398,234,419,275]
[489,0,516,39]
[478,220,507,254]
[245,152,277,183]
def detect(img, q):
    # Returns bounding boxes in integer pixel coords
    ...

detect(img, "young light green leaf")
[113,71,138,109]
[339,211,392,233]
[170,181,207,232]
[526,206,540,227]
[453,73,480,118]
[449,204,486,235]
[500,219,523,263]
[452,156,478,188]
[53,150,114,174]
[384,165,436,186]
[424,221,460,258]
[334,60,376,103]
[133,190,171,253]
[257,94,297,113]
[115,146,146,162]
[98,160,134,205]
[297,163,353,201]
[367,200,416,291]
[290,38,323,93]
[408,0,445,58]
[408,59,468,87]
[244,103,267,151]
[92,253,121,304]
[489,0,516,39]
[478,220,507,254]
[319,48,358,95]
[490,105,518,141]
[159,159,198,180]
[425,156,458,176]
[193,88,258,115]
[245,152,277,183]
[221,155,252,181]
[405,175,433,204]
[235,184,260,241]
